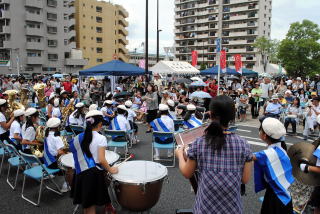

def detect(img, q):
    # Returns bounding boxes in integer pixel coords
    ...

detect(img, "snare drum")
[111,160,167,212]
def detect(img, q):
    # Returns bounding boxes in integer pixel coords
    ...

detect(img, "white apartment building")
[174,0,272,70]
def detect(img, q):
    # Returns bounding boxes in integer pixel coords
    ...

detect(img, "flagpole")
[216,38,221,96]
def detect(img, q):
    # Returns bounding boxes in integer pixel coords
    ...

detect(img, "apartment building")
[174,0,272,70]
[75,0,129,69]
[128,52,175,68]
[0,0,87,74]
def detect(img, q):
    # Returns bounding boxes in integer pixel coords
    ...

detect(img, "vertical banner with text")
[191,50,198,67]
[220,50,226,73]
[234,54,243,74]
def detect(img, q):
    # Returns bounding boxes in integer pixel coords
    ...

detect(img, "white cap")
[104,100,113,105]
[14,109,25,117]
[49,93,55,101]
[125,100,132,107]
[271,95,279,100]
[75,102,84,108]
[60,90,67,95]
[25,108,37,117]
[296,77,301,80]
[117,105,127,111]
[162,90,169,94]
[89,104,98,111]
[54,98,60,107]
[116,87,122,92]
[85,110,103,119]
[167,99,175,107]
[262,118,286,140]
[159,104,169,111]
[0,99,6,105]
[46,118,61,128]
[187,104,196,111]
[285,90,292,94]
[317,115,320,124]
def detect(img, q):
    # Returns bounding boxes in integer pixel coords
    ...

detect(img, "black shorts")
[310,186,320,208]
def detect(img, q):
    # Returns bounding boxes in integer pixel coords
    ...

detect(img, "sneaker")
[60,182,69,193]
[303,136,308,141]
[153,155,160,161]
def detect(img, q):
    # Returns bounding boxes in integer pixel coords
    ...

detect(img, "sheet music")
[174,123,209,146]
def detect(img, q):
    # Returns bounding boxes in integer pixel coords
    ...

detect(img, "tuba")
[5,90,25,117]
[33,83,46,108]
[31,125,46,158]
[61,98,75,125]
[20,87,29,107]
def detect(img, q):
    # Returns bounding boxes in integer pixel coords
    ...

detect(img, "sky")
[105,0,320,54]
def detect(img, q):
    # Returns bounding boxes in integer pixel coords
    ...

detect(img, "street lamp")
[145,0,149,80]
[156,0,160,62]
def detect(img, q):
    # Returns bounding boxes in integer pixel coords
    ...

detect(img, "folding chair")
[3,143,26,190]
[19,151,62,206]
[0,140,6,176]
[29,103,38,108]
[174,119,185,133]
[104,130,129,159]
[152,131,176,167]
[69,125,84,136]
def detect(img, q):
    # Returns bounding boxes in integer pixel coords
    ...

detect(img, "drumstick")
[116,154,135,167]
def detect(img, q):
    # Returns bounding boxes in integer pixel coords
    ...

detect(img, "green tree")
[253,37,279,72]
[278,20,320,77]
[200,63,207,70]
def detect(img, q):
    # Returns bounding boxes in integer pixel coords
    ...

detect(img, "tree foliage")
[254,37,280,71]
[278,20,320,77]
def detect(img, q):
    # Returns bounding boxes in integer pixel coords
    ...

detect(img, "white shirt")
[306,105,320,120]
[69,110,85,126]
[113,114,131,131]
[127,109,136,122]
[169,110,177,120]
[9,120,21,139]
[52,107,61,118]
[260,83,273,98]
[46,131,64,157]
[22,123,36,149]
[0,112,6,134]
[159,115,175,132]
[89,131,108,164]
[286,80,292,86]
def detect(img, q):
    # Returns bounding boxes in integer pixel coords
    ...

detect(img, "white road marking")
[240,135,293,146]
[247,140,266,147]
[236,124,258,128]
[237,129,252,133]
[295,136,314,142]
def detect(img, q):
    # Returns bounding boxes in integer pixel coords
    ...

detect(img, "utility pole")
[145,0,149,81]
[156,0,159,62]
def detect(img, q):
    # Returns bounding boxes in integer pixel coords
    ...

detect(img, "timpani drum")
[111,160,168,212]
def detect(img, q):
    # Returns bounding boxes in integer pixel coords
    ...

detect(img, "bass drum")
[111,160,167,212]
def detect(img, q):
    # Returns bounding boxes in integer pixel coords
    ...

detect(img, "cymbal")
[288,142,320,186]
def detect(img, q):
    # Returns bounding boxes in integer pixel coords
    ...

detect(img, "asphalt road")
[0,122,316,214]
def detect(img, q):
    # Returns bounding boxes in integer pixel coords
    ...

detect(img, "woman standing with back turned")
[176,95,252,214]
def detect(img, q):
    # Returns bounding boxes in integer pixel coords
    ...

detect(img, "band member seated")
[68,102,86,128]
[52,98,62,119]
[43,118,69,192]
[167,99,177,120]
[0,99,15,145]
[125,100,139,143]
[176,95,252,214]
[183,104,202,129]
[253,117,294,214]
[89,104,98,111]
[60,90,70,107]
[22,108,42,154]
[71,91,80,105]
[303,97,320,140]
[70,110,118,214]
[100,100,115,126]
[46,93,56,119]
[151,104,174,160]
[109,105,130,142]
[9,109,25,150]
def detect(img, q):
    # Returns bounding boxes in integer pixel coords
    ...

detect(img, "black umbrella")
[113,91,133,99]
[176,78,192,84]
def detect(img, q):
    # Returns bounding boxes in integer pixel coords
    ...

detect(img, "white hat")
[296,77,302,81]
[116,87,122,92]
[49,93,55,101]
[85,110,103,119]
[317,115,320,124]
[14,109,25,117]
[125,100,132,107]
[117,105,127,111]
[60,90,67,95]
[54,98,60,107]
[187,104,196,111]
[262,118,286,140]
[75,102,84,108]
[0,99,6,105]
[162,90,169,94]
[25,108,37,117]
[167,99,175,107]
[46,118,61,128]
[271,95,279,100]
[285,90,292,94]
[159,104,169,111]
[89,104,98,111]
[104,100,113,105]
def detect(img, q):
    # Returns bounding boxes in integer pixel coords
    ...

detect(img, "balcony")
[228,31,247,37]
[228,48,247,53]
[228,40,247,45]
[68,30,76,38]
[119,37,128,45]
[25,0,43,8]
[228,0,259,4]
[27,56,43,64]
[26,27,43,36]
[118,26,128,36]
[26,42,44,50]
[68,42,76,49]
[65,58,88,66]
[228,23,248,29]
[118,52,128,62]
[118,7,129,18]
[0,40,10,48]
[0,25,10,34]
[0,0,10,4]
[118,43,128,54]
[25,12,43,22]
[68,18,75,27]
[229,15,248,21]
[119,18,128,27]
[0,10,10,19]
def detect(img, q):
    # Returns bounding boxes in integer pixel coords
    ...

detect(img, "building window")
[27,37,41,43]
[96,6,102,13]
[48,53,58,61]
[47,13,57,21]
[47,0,57,7]
[96,48,103,53]
[64,39,68,45]
[48,40,58,47]
[97,58,103,62]
[96,37,103,43]
[47,26,57,34]
[96,17,102,23]
[27,51,41,57]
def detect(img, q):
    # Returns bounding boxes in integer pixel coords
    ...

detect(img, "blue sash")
[69,133,96,174]
[314,145,320,159]
[43,138,57,167]
[254,145,294,205]
[151,118,171,142]
[184,116,202,129]
[110,117,121,130]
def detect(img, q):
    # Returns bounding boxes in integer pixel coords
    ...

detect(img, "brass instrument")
[31,125,46,158]
[20,87,29,107]
[5,90,25,117]
[33,83,46,108]
[61,136,70,153]
[61,98,75,125]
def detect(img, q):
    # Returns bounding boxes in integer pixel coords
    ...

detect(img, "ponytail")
[205,120,225,150]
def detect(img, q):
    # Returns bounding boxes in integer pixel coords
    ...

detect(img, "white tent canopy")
[150,61,200,75]
[254,63,287,74]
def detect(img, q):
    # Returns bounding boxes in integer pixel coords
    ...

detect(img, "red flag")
[234,54,243,74]
[220,50,226,73]
[191,50,198,67]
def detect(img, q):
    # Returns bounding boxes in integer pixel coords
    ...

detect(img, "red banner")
[220,50,226,73]
[191,50,198,67]
[235,54,242,74]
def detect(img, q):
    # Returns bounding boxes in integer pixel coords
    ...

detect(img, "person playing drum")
[43,117,68,192]
[70,110,118,214]
[183,104,202,129]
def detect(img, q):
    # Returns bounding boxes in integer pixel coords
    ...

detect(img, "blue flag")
[216,38,221,53]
